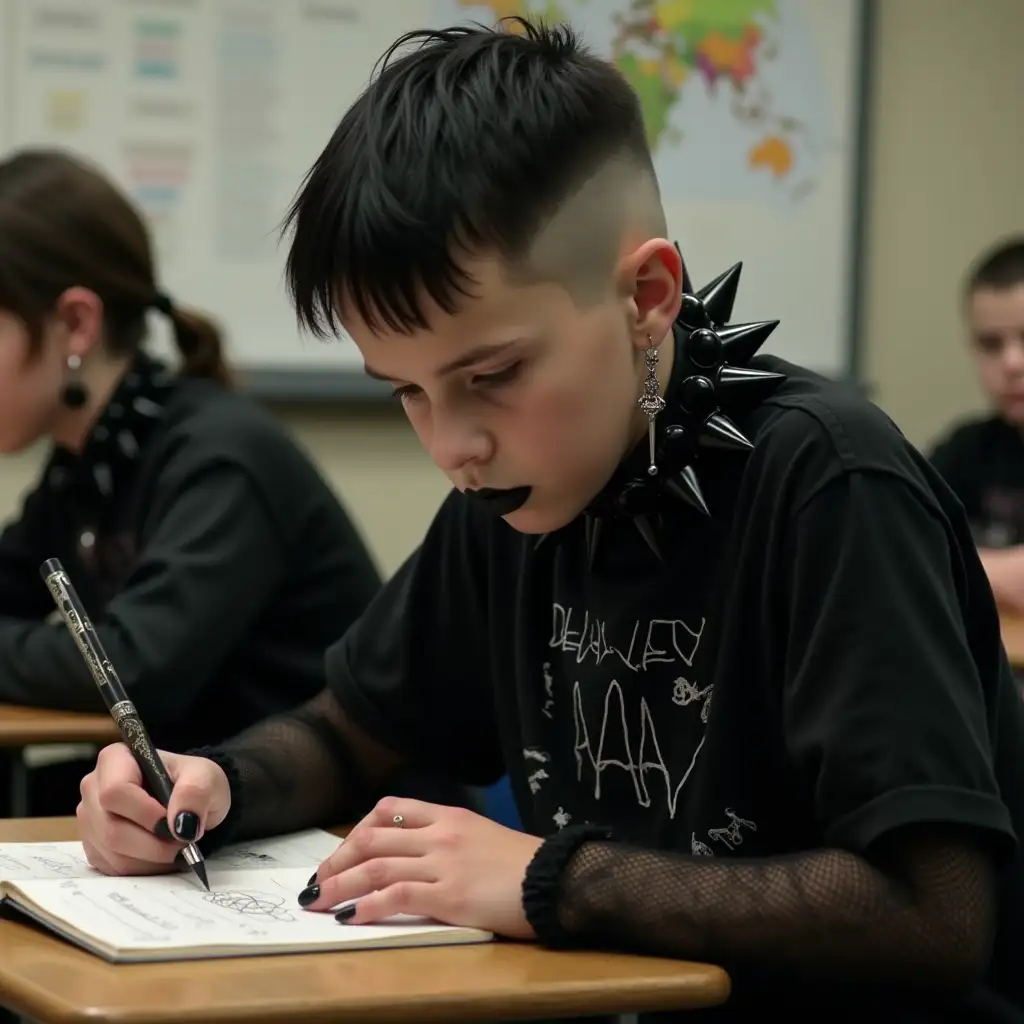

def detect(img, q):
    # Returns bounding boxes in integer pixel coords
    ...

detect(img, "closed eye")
[391,383,422,402]
[473,361,523,388]
[390,360,524,402]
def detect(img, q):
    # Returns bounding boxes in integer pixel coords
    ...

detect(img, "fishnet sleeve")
[541,829,996,990]
[191,688,405,849]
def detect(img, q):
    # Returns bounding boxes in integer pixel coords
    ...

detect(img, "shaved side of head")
[512,153,668,306]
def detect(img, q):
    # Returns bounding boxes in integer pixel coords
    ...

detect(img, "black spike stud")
[633,514,663,560]
[578,259,785,572]
[717,319,779,366]
[699,412,754,451]
[664,464,710,516]
[659,423,696,471]
[684,328,722,370]
[679,375,718,418]
[585,515,603,569]
[716,365,786,406]
[679,292,711,330]
[696,262,742,325]
[674,241,694,295]
[661,423,691,452]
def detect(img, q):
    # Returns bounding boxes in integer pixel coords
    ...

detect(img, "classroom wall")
[1,0,1022,577]
[861,0,1024,448]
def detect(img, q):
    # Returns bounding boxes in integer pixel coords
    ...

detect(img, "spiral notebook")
[0,828,492,963]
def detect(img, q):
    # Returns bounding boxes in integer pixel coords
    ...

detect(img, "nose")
[1004,341,1024,374]
[426,408,494,476]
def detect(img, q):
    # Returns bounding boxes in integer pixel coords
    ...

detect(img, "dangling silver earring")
[637,335,666,476]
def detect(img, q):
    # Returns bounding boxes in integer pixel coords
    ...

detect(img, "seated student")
[0,148,466,818]
[931,238,1024,613]
[75,20,1023,1021]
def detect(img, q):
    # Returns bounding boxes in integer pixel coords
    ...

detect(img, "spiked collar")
[538,259,786,567]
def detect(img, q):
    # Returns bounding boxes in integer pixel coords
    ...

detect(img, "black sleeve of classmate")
[541,470,1012,992]
[0,461,287,722]
[0,477,62,620]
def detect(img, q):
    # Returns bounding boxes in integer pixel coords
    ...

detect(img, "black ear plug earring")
[61,354,89,409]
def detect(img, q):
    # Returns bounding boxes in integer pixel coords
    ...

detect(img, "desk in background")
[0,817,729,1023]
[0,705,118,817]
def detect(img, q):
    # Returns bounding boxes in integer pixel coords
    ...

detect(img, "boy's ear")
[618,238,682,350]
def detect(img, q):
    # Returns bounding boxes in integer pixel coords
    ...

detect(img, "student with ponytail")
[0,148,397,816]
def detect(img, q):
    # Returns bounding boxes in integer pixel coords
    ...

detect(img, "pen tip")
[194,861,210,891]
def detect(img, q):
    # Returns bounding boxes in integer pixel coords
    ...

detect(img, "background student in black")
[74,21,1023,1021]
[931,238,1024,612]
[0,149,471,819]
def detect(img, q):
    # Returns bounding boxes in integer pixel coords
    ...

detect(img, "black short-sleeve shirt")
[930,415,1024,547]
[326,353,1024,1010]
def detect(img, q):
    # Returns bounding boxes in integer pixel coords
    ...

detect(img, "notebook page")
[11,866,486,954]
[0,829,340,883]
[0,842,94,881]
[207,829,341,869]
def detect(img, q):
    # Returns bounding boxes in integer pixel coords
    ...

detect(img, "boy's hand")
[297,798,542,940]
[78,743,231,876]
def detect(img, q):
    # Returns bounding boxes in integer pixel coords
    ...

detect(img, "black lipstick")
[463,485,532,517]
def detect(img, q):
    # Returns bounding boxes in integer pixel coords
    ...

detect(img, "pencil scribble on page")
[215,849,277,868]
[0,843,93,880]
[203,890,296,923]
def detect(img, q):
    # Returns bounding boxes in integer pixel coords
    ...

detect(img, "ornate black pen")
[39,557,210,890]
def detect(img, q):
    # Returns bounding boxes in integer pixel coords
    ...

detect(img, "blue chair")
[483,775,521,830]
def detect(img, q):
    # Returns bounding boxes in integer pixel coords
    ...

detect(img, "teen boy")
[75,19,1023,1020]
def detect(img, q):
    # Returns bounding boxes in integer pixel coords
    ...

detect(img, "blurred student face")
[0,312,65,454]
[968,283,1024,427]
[344,239,683,534]
[0,289,103,454]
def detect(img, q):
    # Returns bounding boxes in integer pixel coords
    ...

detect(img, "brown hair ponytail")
[159,297,233,388]
[0,148,234,388]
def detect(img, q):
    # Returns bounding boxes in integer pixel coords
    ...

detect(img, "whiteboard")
[0,0,871,400]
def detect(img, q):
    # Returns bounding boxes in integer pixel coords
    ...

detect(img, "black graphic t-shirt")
[930,415,1024,548]
[326,355,1024,1016]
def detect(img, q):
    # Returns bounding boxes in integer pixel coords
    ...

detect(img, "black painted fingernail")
[153,818,173,841]
[173,811,199,841]
[297,884,320,907]
[335,903,357,923]
[307,872,318,886]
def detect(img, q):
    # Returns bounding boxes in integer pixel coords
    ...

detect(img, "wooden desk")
[1000,611,1024,669]
[0,704,118,817]
[0,817,731,1023]
[0,704,118,747]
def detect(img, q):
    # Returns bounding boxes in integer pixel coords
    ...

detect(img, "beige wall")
[862,0,1024,446]
[2,0,1023,577]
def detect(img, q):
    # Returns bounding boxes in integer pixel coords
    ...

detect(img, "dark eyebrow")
[363,340,523,383]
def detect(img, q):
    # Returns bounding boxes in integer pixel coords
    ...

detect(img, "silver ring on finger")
[392,814,404,828]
